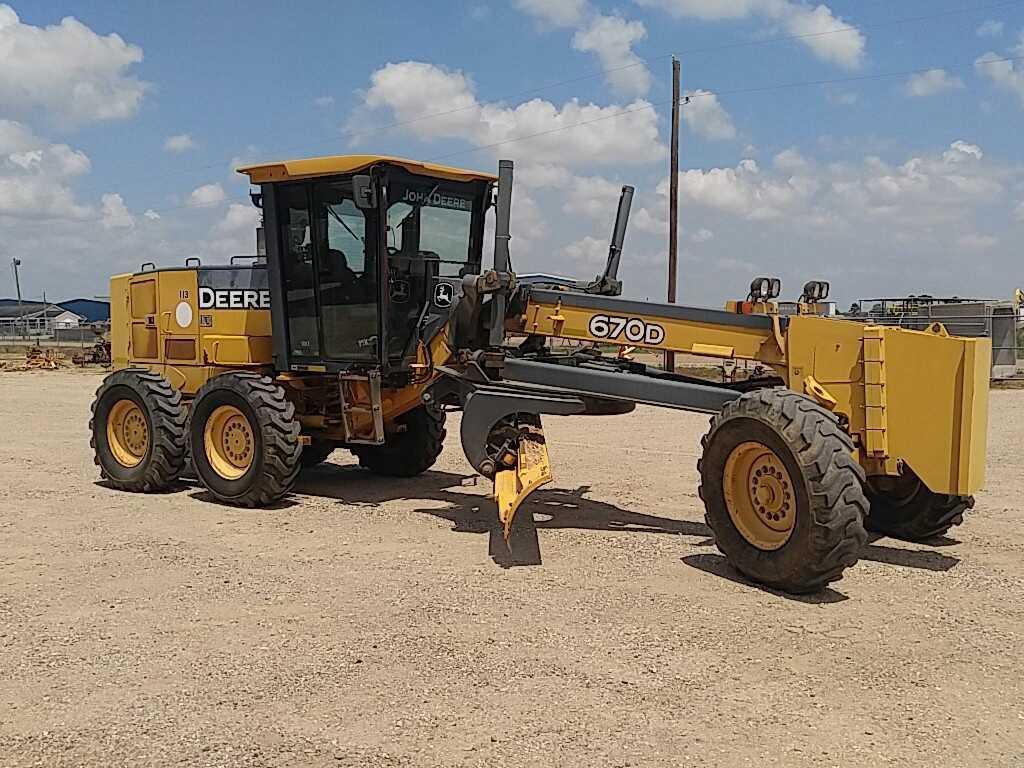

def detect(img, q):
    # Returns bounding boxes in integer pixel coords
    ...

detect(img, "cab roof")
[237,154,497,185]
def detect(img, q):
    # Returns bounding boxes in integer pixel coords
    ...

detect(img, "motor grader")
[90,154,990,593]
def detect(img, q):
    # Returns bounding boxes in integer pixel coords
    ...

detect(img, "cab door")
[312,180,381,363]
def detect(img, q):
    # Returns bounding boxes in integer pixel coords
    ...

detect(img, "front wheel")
[698,388,869,593]
[352,404,446,477]
[189,373,301,507]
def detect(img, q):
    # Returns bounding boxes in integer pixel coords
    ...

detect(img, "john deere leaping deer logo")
[433,282,454,309]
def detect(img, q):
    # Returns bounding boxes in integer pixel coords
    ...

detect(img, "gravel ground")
[1,370,1022,767]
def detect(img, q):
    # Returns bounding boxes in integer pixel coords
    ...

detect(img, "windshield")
[387,183,476,278]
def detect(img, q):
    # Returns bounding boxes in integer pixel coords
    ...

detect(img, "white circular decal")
[175,301,193,328]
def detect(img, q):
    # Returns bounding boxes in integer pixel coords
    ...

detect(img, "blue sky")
[2,0,1023,306]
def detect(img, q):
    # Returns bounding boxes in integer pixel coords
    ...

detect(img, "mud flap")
[493,419,552,540]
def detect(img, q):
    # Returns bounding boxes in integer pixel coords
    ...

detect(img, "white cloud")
[163,133,196,153]
[632,205,667,235]
[195,202,261,257]
[563,174,624,218]
[215,202,258,235]
[943,140,983,163]
[100,193,133,229]
[0,5,146,125]
[515,2,652,104]
[358,61,665,167]
[905,69,964,98]
[0,127,92,220]
[515,0,587,27]
[572,15,651,98]
[0,119,43,154]
[683,90,737,141]
[314,95,334,108]
[690,228,714,243]
[187,183,226,207]
[563,235,609,271]
[957,233,998,250]
[976,20,1005,37]
[1015,201,1024,222]
[622,139,1022,305]
[162,133,196,152]
[773,147,808,171]
[143,209,160,221]
[671,141,1009,233]
[518,162,573,189]
[636,0,865,69]
[672,157,816,221]
[783,3,864,70]
[976,50,1024,106]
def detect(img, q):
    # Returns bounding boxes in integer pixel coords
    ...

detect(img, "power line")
[123,51,1024,219]
[423,53,1024,164]
[79,0,1024,201]
[674,0,1024,57]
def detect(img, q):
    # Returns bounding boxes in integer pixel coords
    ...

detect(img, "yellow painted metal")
[494,423,553,539]
[784,315,989,496]
[237,154,497,185]
[324,329,455,441]
[106,399,148,468]
[515,296,785,368]
[722,441,795,550]
[203,405,255,480]
[109,274,131,369]
[112,268,273,395]
[862,327,888,458]
[803,375,838,411]
[517,294,990,497]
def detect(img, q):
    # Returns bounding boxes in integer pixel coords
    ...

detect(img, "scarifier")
[90,155,990,593]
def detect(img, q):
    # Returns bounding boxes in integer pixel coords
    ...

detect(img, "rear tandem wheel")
[698,388,869,593]
[188,372,302,507]
[90,369,187,492]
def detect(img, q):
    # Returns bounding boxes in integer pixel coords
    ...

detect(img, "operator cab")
[238,155,496,378]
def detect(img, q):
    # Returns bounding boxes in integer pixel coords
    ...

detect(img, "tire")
[301,439,336,469]
[698,388,869,593]
[189,372,301,507]
[865,469,973,541]
[352,404,446,477]
[90,369,187,492]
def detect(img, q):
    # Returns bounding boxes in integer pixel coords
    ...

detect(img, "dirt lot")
[1,370,1022,767]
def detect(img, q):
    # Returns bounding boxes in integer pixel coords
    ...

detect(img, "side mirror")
[353,174,377,210]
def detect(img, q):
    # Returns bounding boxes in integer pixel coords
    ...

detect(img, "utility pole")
[12,257,24,339]
[665,56,681,373]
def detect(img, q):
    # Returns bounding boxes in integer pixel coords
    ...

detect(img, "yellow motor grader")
[90,155,990,593]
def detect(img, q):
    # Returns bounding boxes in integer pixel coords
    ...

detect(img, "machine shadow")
[206,463,960,590]
[296,464,713,534]
[681,553,849,604]
[862,534,960,572]
[295,464,715,568]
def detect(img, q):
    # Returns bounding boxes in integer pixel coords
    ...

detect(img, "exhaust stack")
[488,159,514,346]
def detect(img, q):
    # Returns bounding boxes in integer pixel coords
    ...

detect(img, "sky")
[1,0,1023,308]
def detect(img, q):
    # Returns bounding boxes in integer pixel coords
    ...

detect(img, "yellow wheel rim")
[107,399,149,468]
[723,441,796,551]
[203,405,255,480]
